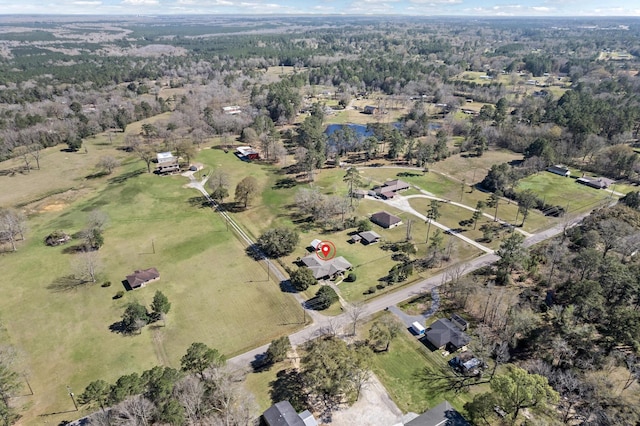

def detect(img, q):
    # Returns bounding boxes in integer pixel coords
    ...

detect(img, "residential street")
[181,170,603,371]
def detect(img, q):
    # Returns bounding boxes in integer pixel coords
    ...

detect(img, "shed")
[236,146,260,161]
[351,189,367,199]
[411,321,426,336]
[359,231,381,245]
[363,105,377,114]
[350,234,362,244]
[309,239,322,250]
[546,165,570,177]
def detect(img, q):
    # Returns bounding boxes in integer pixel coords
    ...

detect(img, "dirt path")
[151,326,171,367]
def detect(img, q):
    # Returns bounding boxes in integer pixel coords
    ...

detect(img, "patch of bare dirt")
[27,188,91,215]
[327,374,403,426]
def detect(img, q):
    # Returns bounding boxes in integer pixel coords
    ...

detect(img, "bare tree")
[174,375,205,423]
[208,169,230,193]
[346,302,366,336]
[88,210,108,232]
[75,251,101,283]
[11,145,32,172]
[111,395,156,426]
[0,208,27,252]
[96,156,120,174]
[134,143,157,173]
[28,143,43,170]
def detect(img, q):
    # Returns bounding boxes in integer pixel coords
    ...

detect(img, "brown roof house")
[372,179,410,199]
[577,176,615,189]
[370,211,403,229]
[126,267,160,289]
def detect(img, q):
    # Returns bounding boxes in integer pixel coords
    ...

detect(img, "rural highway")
[182,170,600,370]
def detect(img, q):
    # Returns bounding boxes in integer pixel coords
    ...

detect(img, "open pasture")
[1,162,301,425]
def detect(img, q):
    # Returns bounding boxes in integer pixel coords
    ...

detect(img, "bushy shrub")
[101,281,111,288]
[113,291,124,299]
[315,286,339,310]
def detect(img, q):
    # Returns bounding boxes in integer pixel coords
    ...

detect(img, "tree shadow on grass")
[250,352,272,373]
[269,369,308,412]
[246,244,265,261]
[188,196,211,209]
[47,275,90,292]
[279,279,297,294]
[85,171,109,179]
[108,169,144,184]
[272,177,298,189]
[109,321,127,334]
[220,201,245,213]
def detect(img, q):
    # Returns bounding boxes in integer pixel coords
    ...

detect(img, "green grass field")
[516,172,615,215]
[1,158,302,425]
[369,314,486,415]
[359,167,552,233]
[432,149,523,187]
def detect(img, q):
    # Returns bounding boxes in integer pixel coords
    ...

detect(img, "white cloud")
[532,6,552,11]
[409,0,462,4]
[73,0,102,4]
[121,0,158,5]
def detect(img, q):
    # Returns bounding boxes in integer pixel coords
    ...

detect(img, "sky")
[0,0,639,16]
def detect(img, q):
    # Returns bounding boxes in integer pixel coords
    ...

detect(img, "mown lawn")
[369,313,487,415]
[360,167,551,233]
[1,161,302,425]
[516,172,614,215]
[432,150,523,187]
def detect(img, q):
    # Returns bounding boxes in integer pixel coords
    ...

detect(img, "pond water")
[324,122,441,138]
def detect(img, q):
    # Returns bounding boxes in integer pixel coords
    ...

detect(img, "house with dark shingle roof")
[370,211,402,229]
[300,255,352,280]
[262,401,317,426]
[404,400,470,426]
[126,267,160,289]
[424,318,470,352]
[263,401,305,426]
[546,164,570,177]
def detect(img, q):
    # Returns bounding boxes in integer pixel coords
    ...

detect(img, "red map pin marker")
[315,240,336,260]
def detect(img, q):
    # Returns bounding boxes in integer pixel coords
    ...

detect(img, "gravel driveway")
[327,374,404,426]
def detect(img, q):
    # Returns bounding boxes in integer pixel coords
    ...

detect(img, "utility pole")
[152,239,155,254]
[67,385,78,411]
[24,373,33,395]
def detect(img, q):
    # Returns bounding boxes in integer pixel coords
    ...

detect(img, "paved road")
[181,168,604,371]
[228,206,597,370]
